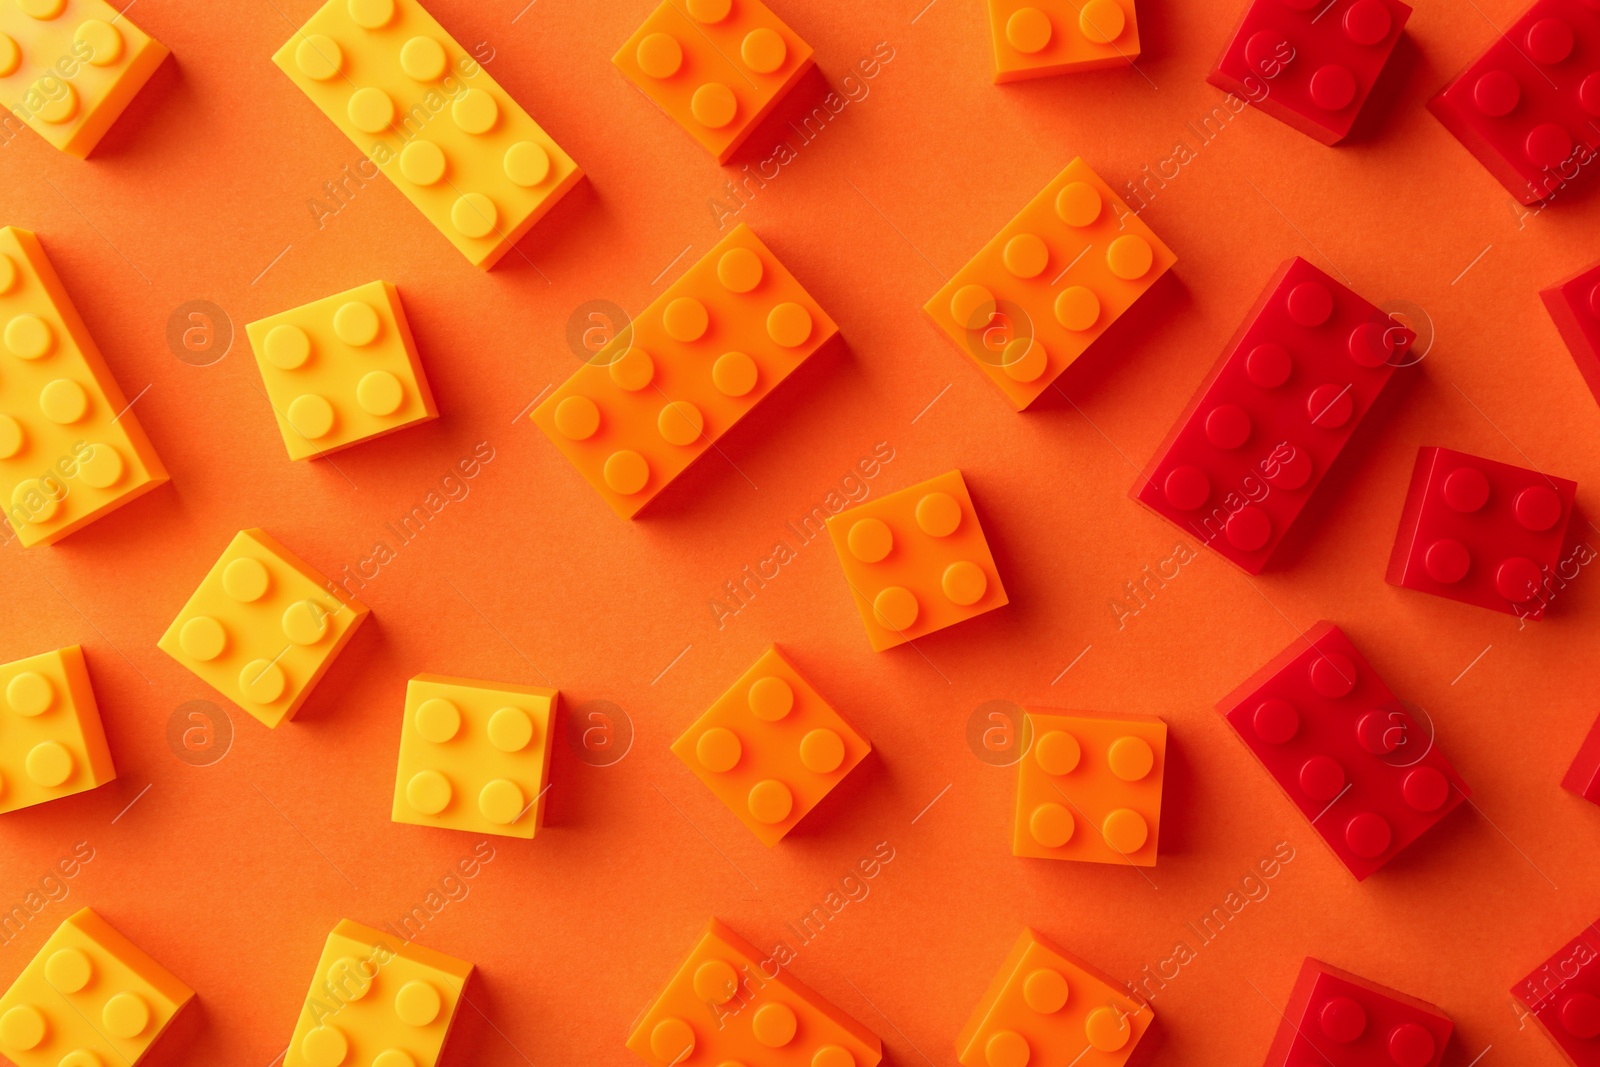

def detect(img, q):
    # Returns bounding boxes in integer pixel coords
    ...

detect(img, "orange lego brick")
[988,0,1141,81]
[613,0,816,164]
[670,646,870,846]
[923,158,1175,410]
[824,470,1007,651]
[1012,709,1166,865]
[532,223,836,519]
[0,645,114,814]
[626,918,883,1066]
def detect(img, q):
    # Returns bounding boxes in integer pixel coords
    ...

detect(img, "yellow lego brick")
[272,0,582,270]
[0,907,193,1067]
[286,919,471,1067]
[0,226,167,547]
[988,0,1141,82]
[157,529,370,729]
[392,673,557,839]
[0,645,114,814]
[246,281,438,461]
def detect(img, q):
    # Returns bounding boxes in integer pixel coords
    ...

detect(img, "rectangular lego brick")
[1515,920,1600,1066]
[1264,958,1451,1067]
[533,223,836,519]
[157,529,370,729]
[272,0,583,270]
[1543,260,1600,408]
[988,0,1141,81]
[923,158,1175,410]
[1131,257,1410,573]
[0,226,168,547]
[1565,715,1600,803]
[0,645,114,814]
[1217,621,1470,880]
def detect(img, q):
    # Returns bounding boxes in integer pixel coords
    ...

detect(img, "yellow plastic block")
[533,223,837,518]
[0,907,193,1067]
[157,529,369,729]
[392,673,557,839]
[923,158,1175,410]
[0,226,167,546]
[285,919,471,1067]
[0,645,114,814]
[272,0,582,270]
[988,0,1141,82]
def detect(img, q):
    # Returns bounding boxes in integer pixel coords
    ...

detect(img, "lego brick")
[1386,446,1577,620]
[1013,709,1165,866]
[0,907,193,1067]
[272,0,583,270]
[157,529,370,729]
[824,469,1008,651]
[923,158,1176,410]
[0,226,168,547]
[285,919,472,1067]
[613,0,816,164]
[1131,257,1411,573]
[1217,621,1470,880]
[533,223,836,519]
[987,0,1141,81]
[670,645,870,846]
[626,918,882,1067]
[392,673,557,839]
[0,645,114,814]
[246,281,438,461]
[1542,260,1600,409]
[1564,715,1600,803]
[1515,920,1600,1066]
[0,0,168,158]
[1264,958,1451,1067]
[957,929,1151,1067]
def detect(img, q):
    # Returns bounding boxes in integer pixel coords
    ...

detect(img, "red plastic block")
[1565,716,1600,803]
[1515,921,1600,1066]
[1264,958,1452,1067]
[1131,258,1411,573]
[1217,621,1470,880]
[1208,0,1410,144]
[1543,260,1600,408]
[1386,446,1577,620]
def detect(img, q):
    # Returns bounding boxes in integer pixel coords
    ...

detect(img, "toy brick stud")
[1543,259,1600,409]
[0,646,115,814]
[1263,958,1452,1067]
[987,0,1142,82]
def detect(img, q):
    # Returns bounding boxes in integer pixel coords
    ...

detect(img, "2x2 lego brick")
[1264,958,1451,1067]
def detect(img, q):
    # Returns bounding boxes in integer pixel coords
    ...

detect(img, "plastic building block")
[1515,920,1600,1066]
[0,226,167,547]
[1264,958,1451,1067]
[987,0,1141,82]
[0,907,193,1067]
[1386,446,1577,620]
[1564,715,1600,803]
[0,645,114,814]
[1013,709,1165,866]
[825,469,1008,651]
[272,0,582,270]
[923,158,1175,410]
[1217,621,1470,880]
[158,529,370,729]
[626,917,882,1067]
[533,223,836,519]
[1543,260,1600,408]
[285,919,471,1067]
[671,646,870,846]
[1131,257,1411,573]
[957,929,1151,1067]
[613,0,816,164]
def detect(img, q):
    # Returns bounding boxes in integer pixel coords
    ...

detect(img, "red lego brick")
[1265,958,1452,1067]
[1543,260,1600,407]
[1217,621,1470,880]
[1386,446,1577,620]
[1131,258,1412,573]
[1208,0,1411,145]
[1514,920,1600,1066]
[1563,715,1600,803]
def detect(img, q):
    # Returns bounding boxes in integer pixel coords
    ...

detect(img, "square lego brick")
[285,919,472,1067]
[0,226,168,547]
[533,223,836,519]
[613,0,816,163]
[923,158,1176,410]
[1544,260,1600,409]
[1386,446,1577,620]
[1013,709,1165,866]
[987,0,1141,82]
[957,928,1152,1067]
[392,673,557,839]
[1515,920,1600,1065]
[1217,621,1470,880]
[670,646,870,846]
[0,645,114,814]
[626,918,882,1067]
[0,907,193,1067]
[246,281,438,460]
[1265,958,1451,1067]
[1565,714,1600,803]
[825,469,1008,651]
[273,0,583,269]
[157,529,370,729]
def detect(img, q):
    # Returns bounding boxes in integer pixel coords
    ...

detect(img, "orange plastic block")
[958,929,1152,1067]
[0,645,114,814]
[626,918,883,1067]
[988,0,1141,81]
[1013,709,1166,866]
[613,0,816,163]
[670,646,870,846]
[0,226,167,547]
[532,223,836,518]
[0,907,193,1067]
[924,158,1175,410]
[825,469,1008,651]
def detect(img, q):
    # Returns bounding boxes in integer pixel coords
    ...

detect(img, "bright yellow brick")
[0,645,114,814]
